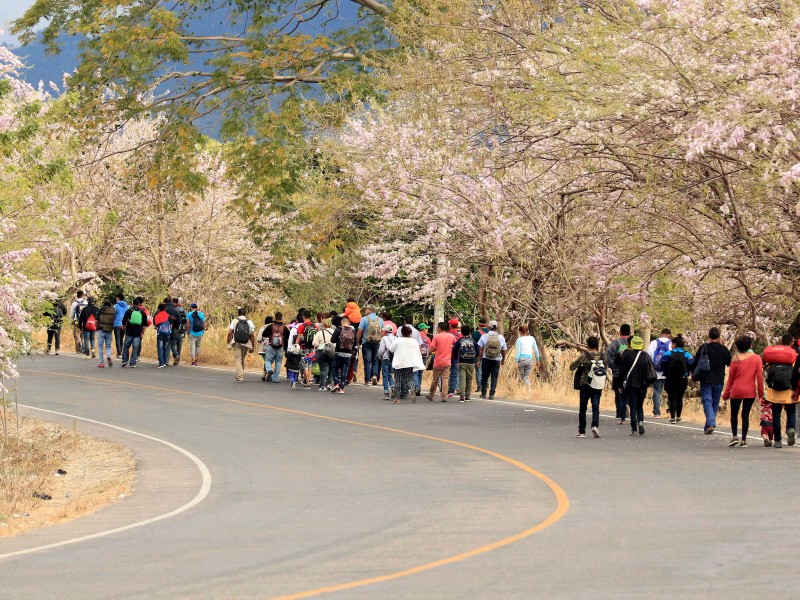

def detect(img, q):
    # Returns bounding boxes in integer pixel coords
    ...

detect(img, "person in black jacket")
[692,327,732,434]
[78,297,101,359]
[618,336,656,436]
[44,299,67,355]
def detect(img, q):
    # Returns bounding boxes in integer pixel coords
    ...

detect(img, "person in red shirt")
[295,310,316,389]
[426,322,456,402]
[722,335,764,447]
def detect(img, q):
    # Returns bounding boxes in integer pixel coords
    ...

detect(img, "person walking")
[170,297,187,365]
[153,303,173,368]
[69,290,88,354]
[618,335,656,436]
[515,324,540,386]
[391,325,425,402]
[569,336,607,438]
[647,328,672,418]
[185,303,205,366]
[97,300,116,368]
[313,318,336,391]
[417,323,431,395]
[454,325,477,402]
[262,312,290,384]
[78,296,100,359]
[659,335,694,423]
[472,318,489,393]
[296,310,317,389]
[427,322,456,402]
[692,327,732,434]
[760,398,775,447]
[606,324,631,424]
[378,324,397,400]
[357,305,384,386]
[477,320,508,400]
[722,335,763,448]
[447,318,462,398]
[227,308,255,382]
[121,297,149,368]
[330,316,357,393]
[256,316,273,380]
[762,333,798,448]
[113,293,129,358]
[44,298,67,355]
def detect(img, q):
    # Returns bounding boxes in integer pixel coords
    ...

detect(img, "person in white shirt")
[514,324,540,386]
[227,308,255,382]
[647,328,673,418]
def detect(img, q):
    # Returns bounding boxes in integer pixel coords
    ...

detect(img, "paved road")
[2,355,799,599]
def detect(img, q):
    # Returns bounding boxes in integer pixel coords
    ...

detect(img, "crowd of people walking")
[45,293,800,445]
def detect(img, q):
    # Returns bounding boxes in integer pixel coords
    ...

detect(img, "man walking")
[455,325,477,402]
[121,297,149,368]
[472,318,489,392]
[427,322,456,402]
[69,290,87,354]
[263,312,290,383]
[357,305,384,386]
[113,293,129,358]
[647,328,672,418]
[97,300,116,367]
[447,318,462,398]
[45,298,67,355]
[477,320,508,399]
[692,327,732,434]
[227,308,255,382]
[78,296,100,359]
[185,303,205,366]
[170,297,187,365]
[606,324,632,424]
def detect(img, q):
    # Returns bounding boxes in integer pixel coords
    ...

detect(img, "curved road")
[2,355,798,599]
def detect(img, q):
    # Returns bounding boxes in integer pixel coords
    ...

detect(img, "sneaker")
[426,395,434,402]
[121,362,128,368]
[116,354,122,359]
[291,382,297,390]
[441,398,448,402]
[173,357,180,366]
[330,385,339,393]
[157,364,166,369]
[704,426,715,435]
[669,418,676,424]
[107,357,112,367]
[653,414,662,419]
[480,394,487,399]
[383,393,390,401]
[447,393,454,399]
[458,396,465,403]
[130,364,137,368]
[576,433,586,438]
[630,430,637,437]
[740,440,748,448]
[464,397,471,402]
[319,387,326,392]
[304,384,312,390]
[97,363,105,368]
[191,361,198,366]
[91,350,96,358]
[415,390,421,397]
[728,437,739,447]
[592,427,600,438]
[765,439,773,447]
[676,417,682,422]
[488,394,495,400]
[338,387,345,394]
[775,440,783,448]
[54,351,59,355]
[638,424,645,435]
[617,419,625,425]
[371,376,378,386]
[788,428,796,447]
[266,370,273,382]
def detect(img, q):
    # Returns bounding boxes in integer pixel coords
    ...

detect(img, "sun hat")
[630,336,644,350]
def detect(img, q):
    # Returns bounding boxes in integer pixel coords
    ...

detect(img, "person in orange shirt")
[343,299,362,325]
[426,322,456,402]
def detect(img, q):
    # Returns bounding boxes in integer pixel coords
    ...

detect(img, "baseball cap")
[630,336,644,350]
[383,324,393,333]
[488,320,498,328]
[190,303,198,308]
[417,323,430,330]
[448,318,459,327]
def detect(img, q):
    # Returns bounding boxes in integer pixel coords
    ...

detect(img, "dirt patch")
[0,414,135,538]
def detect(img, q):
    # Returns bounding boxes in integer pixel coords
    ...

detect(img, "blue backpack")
[653,339,671,371]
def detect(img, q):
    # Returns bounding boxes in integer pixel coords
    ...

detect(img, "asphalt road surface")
[2,354,799,599]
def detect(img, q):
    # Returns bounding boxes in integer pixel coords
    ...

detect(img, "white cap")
[383,324,394,333]
[488,320,498,328]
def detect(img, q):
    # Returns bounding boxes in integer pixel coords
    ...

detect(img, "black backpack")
[177,309,188,334]
[233,318,251,344]
[766,363,793,391]
[302,324,318,348]
[191,311,205,333]
[458,338,476,361]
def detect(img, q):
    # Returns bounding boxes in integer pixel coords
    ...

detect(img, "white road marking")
[0,404,212,561]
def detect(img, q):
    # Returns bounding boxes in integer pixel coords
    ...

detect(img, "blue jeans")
[98,330,113,361]
[475,362,482,391]
[122,335,141,365]
[381,359,394,394]
[264,346,284,383]
[170,333,183,360]
[362,342,380,382]
[413,370,422,392]
[651,379,665,416]
[480,359,501,396]
[448,362,459,394]
[334,355,352,387]
[82,330,96,356]
[701,383,724,429]
[157,333,171,366]
[772,403,797,443]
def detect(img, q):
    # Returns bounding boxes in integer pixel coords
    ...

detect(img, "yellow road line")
[22,369,570,599]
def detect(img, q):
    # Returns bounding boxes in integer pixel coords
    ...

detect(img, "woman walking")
[313,318,336,391]
[722,335,764,448]
[660,335,694,424]
[391,325,425,402]
[515,325,539,386]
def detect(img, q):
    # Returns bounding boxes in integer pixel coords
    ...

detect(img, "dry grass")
[0,413,135,537]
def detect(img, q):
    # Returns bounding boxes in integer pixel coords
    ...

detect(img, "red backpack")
[85,313,97,331]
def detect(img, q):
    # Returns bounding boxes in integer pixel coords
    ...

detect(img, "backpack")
[766,363,793,392]
[458,338,476,362]
[270,323,284,349]
[233,318,251,344]
[191,311,205,333]
[484,333,502,359]
[302,323,318,348]
[693,344,711,381]
[587,358,607,390]
[420,337,430,360]
[665,351,688,380]
[366,316,383,343]
[85,313,97,331]
[339,326,355,353]
[177,310,188,334]
[157,316,172,335]
[320,330,336,360]
[72,300,87,323]
[129,309,143,326]
[653,339,670,371]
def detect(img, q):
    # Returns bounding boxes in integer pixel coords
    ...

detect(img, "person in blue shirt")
[113,293,130,359]
[659,335,694,424]
[185,303,206,366]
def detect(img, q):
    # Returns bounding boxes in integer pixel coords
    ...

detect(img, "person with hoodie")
[78,296,100,359]
[343,299,362,327]
[570,336,607,438]
[97,300,116,367]
[606,324,632,424]
[69,290,87,354]
[722,335,764,448]
[44,298,67,355]
[153,303,173,368]
[692,327,732,435]
[170,297,187,365]
[617,335,656,436]
[659,335,694,424]
[121,297,149,368]
[113,293,130,358]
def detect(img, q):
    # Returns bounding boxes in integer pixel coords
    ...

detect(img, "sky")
[0,0,35,45]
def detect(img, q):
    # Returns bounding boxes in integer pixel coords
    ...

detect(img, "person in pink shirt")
[426,322,456,402]
[722,335,765,448]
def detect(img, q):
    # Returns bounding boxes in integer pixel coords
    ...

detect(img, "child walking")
[285,344,303,390]
[760,398,774,447]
